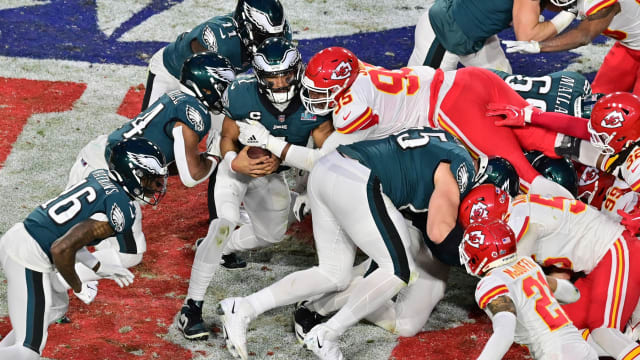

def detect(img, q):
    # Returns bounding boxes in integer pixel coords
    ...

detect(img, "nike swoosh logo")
[231,301,236,314]
[317,337,323,349]
[630,161,640,173]
[180,314,188,327]
[342,111,351,121]
[218,29,227,39]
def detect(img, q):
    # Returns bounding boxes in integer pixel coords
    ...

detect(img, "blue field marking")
[0,2,605,82]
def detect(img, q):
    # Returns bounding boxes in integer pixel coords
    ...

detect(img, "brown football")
[247,146,272,159]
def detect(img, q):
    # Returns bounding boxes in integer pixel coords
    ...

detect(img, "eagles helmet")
[476,157,519,197]
[575,92,605,119]
[549,0,576,7]
[252,37,303,104]
[234,0,288,55]
[180,52,236,114]
[526,151,579,197]
[108,137,168,206]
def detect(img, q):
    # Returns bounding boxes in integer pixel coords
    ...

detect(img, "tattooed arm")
[477,296,518,360]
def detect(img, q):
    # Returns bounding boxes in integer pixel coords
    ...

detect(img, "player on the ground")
[218,127,478,360]
[0,138,167,360]
[408,0,579,71]
[503,0,640,95]
[238,46,577,198]
[459,184,640,359]
[460,219,597,360]
[176,37,333,341]
[141,0,290,110]
[65,52,234,284]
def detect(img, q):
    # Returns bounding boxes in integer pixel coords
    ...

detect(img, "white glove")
[95,263,135,288]
[502,40,541,54]
[293,192,311,222]
[206,128,221,158]
[74,281,98,304]
[237,120,270,149]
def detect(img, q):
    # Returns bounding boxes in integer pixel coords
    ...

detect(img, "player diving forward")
[0,138,167,360]
[65,53,234,286]
[177,37,334,341]
[460,184,640,359]
[460,219,597,360]
[218,127,478,360]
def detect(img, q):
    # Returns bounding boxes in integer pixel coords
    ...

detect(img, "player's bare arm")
[190,38,207,54]
[426,163,460,244]
[487,295,517,316]
[221,116,273,177]
[512,0,562,41]
[51,219,115,293]
[539,3,620,52]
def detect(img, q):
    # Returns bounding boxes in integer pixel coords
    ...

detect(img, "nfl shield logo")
[278,115,286,123]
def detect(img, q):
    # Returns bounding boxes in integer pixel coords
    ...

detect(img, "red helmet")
[458,184,511,228]
[300,47,360,115]
[588,92,640,155]
[574,162,615,210]
[459,219,517,277]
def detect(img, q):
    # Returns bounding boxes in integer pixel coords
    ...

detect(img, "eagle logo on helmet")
[331,61,353,80]
[202,26,218,52]
[128,152,166,175]
[470,202,489,224]
[204,66,235,84]
[465,230,485,249]
[243,3,285,33]
[601,110,625,128]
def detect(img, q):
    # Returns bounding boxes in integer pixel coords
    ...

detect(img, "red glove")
[618,205,640,236]
[486,103,537,127]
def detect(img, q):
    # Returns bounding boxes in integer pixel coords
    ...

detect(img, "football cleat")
[221,253,247,269]
[294,301,326,344]
[303,324,345,360]
[218,297,254,360]
[177,299,209,340]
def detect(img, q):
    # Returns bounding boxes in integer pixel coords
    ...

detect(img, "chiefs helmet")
[459,184,511,228]
[588,92,640,155]
[459,219,517,277]
[574,162,615,209]
[300,47,360,115]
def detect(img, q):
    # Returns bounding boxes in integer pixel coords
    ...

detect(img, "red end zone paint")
[117,84,146,119]
[0,77,86,168]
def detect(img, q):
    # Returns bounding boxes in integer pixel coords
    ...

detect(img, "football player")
[65,52,234,284]
[0,138,167,360]
[141,0,291,111]
[460,219,597,360]
[177,37,333,341]
[218,127,478,360]
[407,0,579,71]
[504,0,640,95]
[460,184,640,359]
[238,46,576,198]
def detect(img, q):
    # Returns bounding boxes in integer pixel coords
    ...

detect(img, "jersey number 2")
[522,272,570,331]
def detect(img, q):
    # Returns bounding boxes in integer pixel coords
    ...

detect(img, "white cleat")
[218,297,253,360]
[303,324,345,360]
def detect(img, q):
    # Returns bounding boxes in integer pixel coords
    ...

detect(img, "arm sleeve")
[477,311,517,360]
[172,126,214,187]
[282,130,369,171]
[530,111,589,140]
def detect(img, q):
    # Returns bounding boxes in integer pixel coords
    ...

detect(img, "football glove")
[502,40,541,54]
[95,263,135,288]
[486,103,536,127]
[206,128,221,159]
[293,192,311,222]
[237,119,287,157]
[618,205,640,236]
[74,281,99,304]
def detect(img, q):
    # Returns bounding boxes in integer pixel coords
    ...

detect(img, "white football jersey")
[606,145,640,194]
[578,0,640,50]
[331,63,452,139]
[508,194,623,273]
[476,257,586,359]
[601,178,639,220]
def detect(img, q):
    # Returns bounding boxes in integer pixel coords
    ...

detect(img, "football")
[247,146,272,159]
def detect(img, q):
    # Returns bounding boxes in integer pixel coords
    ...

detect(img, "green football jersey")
[492,69,592,115]
[23,169,137,260]
[223,76,331,149]
[337,127,476,212]
[106,90,211,164]
[451,0,513,43]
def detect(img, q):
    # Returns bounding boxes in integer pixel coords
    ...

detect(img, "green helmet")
[526,151,578,197]
[108,137,168,206]
[575,92,605,119]
[252,37,303,104]
[180,52,236,113]
[234,0,288,54]
[477,157,520,197]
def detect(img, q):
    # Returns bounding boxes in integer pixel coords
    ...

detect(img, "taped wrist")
[266,136,287,158]
[550,11,576,33]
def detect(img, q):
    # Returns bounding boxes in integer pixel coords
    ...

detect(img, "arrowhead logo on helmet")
[601,110,625,128]
[578,166,599,186]
[464,230,485,249]
[331,61,353,80]
[470,202,490,223]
